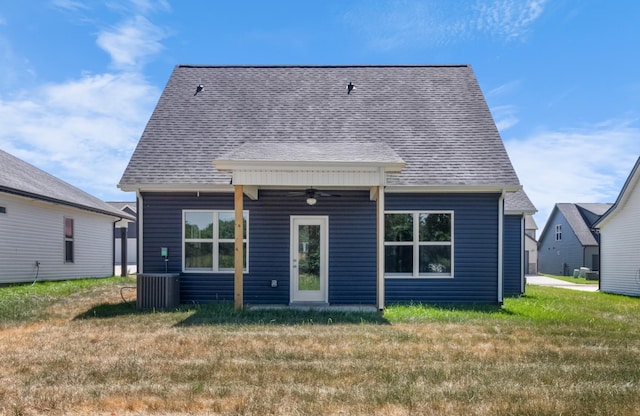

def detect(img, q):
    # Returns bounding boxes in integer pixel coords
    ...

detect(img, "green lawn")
[0,277,638,415]
[540,273,598,284]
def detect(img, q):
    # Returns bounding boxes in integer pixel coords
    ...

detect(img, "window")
[384,212,453,277]
[183,210,248,272]
[0,206,6,214]
[64,217,74,263]
[555,224,562,241]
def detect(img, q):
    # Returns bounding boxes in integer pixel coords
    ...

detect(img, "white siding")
[599,175,640,296]
[0,193,116,284]
[114,237,137,264]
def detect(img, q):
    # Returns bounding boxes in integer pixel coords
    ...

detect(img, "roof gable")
[541,203,612,247]
[0,149,133,219]
[119,65,521,191]
[594,156,640,228]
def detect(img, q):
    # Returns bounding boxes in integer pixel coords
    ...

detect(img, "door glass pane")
[298,224,320,291]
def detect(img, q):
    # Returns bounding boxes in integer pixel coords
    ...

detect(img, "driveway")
[526,275,599,292]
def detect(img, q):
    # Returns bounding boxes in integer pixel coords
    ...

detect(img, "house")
[118,65,532,309]
[538,203,612,276]
[0,149,134,284]
[107,201,138,275]
[503,189,537,296]
[593,157,640,296]
[524,214,539,274]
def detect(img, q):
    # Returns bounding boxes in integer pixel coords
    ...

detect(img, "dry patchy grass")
[1,279,639,415]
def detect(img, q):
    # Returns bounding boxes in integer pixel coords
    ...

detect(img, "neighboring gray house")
[504,189,537,296]
[107,202,137,274]
[538,203,612,276]
[594,156,640,296]
[119,64,530,309]
[0,149,134,284]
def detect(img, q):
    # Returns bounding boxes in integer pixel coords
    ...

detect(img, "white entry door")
[290,216,328,303]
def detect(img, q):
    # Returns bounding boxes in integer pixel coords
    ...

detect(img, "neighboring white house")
[0,149,135,284]
[108,201,137,274]
[525,214,538,274]
[594,156,640,297]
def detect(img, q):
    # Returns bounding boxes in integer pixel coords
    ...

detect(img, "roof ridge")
[177,64,470,69]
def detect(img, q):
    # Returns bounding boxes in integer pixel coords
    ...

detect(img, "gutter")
[136,190,144,274]
[498,190,505,305]
[0,186,134,220]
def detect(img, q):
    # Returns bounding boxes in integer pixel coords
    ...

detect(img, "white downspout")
[521,215,526,293]
[136,190,144,274]
[498,190,505,304]
[377,184,385,310]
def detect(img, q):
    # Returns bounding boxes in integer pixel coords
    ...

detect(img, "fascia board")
[385,184,522,193]
[117,183,233,193]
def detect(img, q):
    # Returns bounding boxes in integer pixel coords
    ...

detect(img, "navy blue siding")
[503,214,523,296]
[141,192,236,303]
[384,193,500,304]
[141,190,377,305]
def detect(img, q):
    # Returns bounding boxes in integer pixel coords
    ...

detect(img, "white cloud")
[491,104,519,131]
[343,0,547,50]
[0,5,168,200]
[51,0,89,12]
[0,72,159,198]
[474,0,547,40]
[505,119,640,229]
[97,15,167,70]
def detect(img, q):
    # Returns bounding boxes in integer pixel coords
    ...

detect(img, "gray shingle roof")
[556,203,612,246]
[504,188,537,213]
[119,65,521,189]
[218,141,404,165]
[0,149,134,219]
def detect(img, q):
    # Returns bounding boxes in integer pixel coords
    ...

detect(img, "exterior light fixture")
[306,196,317,206]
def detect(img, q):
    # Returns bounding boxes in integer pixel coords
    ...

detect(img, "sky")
[1,0,639,230]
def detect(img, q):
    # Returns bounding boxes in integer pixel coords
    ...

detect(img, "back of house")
[119,65,532,308]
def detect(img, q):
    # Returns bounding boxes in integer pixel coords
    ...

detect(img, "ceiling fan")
[288,188,341,206]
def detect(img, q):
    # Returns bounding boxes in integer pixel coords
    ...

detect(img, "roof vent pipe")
[347,82,354,94]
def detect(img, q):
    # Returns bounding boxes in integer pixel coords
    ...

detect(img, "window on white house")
[64,217,74,263]
[183,210,248,272]
[555,224,562,241]
[384,212,453,277]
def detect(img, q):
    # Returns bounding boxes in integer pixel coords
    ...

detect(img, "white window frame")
[182,210,249,273]
[555,224,562,241]
[384,211,454,278]
[64,217,74,264]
